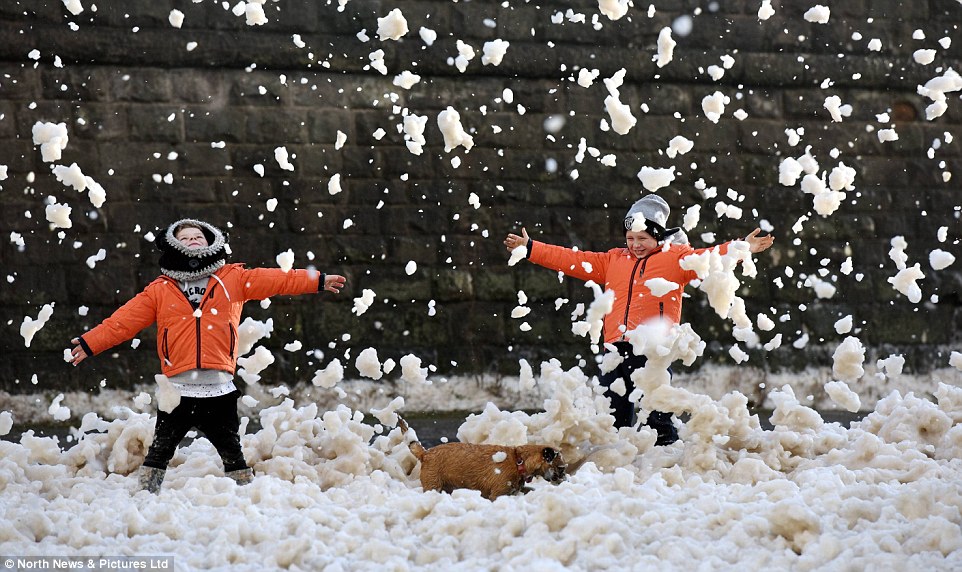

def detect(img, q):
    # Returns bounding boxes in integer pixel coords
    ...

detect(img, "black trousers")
[599,342,679,445]
[142,390,248,472]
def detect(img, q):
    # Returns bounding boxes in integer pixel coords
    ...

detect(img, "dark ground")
[2,409,866,449]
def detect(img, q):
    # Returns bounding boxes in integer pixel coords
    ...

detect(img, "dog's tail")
[566,444,619,476]
[397,416,425,461]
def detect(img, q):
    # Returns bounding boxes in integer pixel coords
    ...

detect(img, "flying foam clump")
[571,281,614,349]
[21,303,55,348]
[804,5,830,23]
[45,202,72,229]
[481,40,510,66]
[598,0,630,20]
[637,166,675,192]
[917,68,961,120]
[832,336,866,382]
[32,121,68,162]
[353,289,376,316]
[655,27,676,67]
[237,345,275,383]
[603,69,636,135]
[312,359,344,389]
[888,264,925,303]
[355,347,383,380]
[377,8,408,41]
[437,107,474,152]
[399,354,429,385]
[275,248,294,272]
[236,317,273,358]
[702,91,730,123]
[403,114,428,155]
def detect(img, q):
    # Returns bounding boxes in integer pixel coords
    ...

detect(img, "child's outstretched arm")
[503,227,530,252]
[745,228,775,254]
[67,288,158,367]
[504,226,610,282]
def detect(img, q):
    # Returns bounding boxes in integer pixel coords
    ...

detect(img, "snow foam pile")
[4,376,962,569]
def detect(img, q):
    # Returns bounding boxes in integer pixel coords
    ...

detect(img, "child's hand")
[67,338,88,367]
[504,227,530,252]
[324,274,347,294]
[745,228,774,254]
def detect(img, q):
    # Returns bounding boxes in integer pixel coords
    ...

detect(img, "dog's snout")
[546,462,567,484]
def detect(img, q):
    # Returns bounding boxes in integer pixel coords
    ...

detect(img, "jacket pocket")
[162,328,171,366]
[229,324,236,358]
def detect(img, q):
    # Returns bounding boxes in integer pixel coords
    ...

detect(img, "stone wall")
[1,0,961,394]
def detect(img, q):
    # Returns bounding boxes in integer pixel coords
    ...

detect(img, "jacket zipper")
[621,256,648,337]
[194,315,202,368]
[194,282,218,369]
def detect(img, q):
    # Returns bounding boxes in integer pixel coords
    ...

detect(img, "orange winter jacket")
[79,263,322,377]
[528,240,729,344]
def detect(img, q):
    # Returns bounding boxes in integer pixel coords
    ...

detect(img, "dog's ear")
[542,447,557,462]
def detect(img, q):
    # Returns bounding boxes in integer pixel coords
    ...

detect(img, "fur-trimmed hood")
[157,218,228,281]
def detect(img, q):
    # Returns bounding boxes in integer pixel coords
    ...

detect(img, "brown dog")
[398,418,567,500]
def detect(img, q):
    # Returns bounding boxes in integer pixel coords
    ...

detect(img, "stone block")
[474,270,518,301]
[245,108,310,144]
[127,104,185,143]
[433,269,474,301]
[362,267,433,303]
[306,109,354,144]
[109,69,173,103]
[184,106,249,143]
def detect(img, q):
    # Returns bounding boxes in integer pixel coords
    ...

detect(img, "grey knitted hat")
[624,195,680,241]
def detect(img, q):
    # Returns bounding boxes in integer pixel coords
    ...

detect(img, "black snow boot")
[138,466,166,494]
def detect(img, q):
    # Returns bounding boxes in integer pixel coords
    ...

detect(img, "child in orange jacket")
[504,195,773,445]
[68,218,346,492]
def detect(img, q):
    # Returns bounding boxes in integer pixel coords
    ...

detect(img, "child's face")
[625,230,658,259]
[175,227,208,249]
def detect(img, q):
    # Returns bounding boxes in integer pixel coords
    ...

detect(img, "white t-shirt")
[180,277,209,306]
[168,369,237,398]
